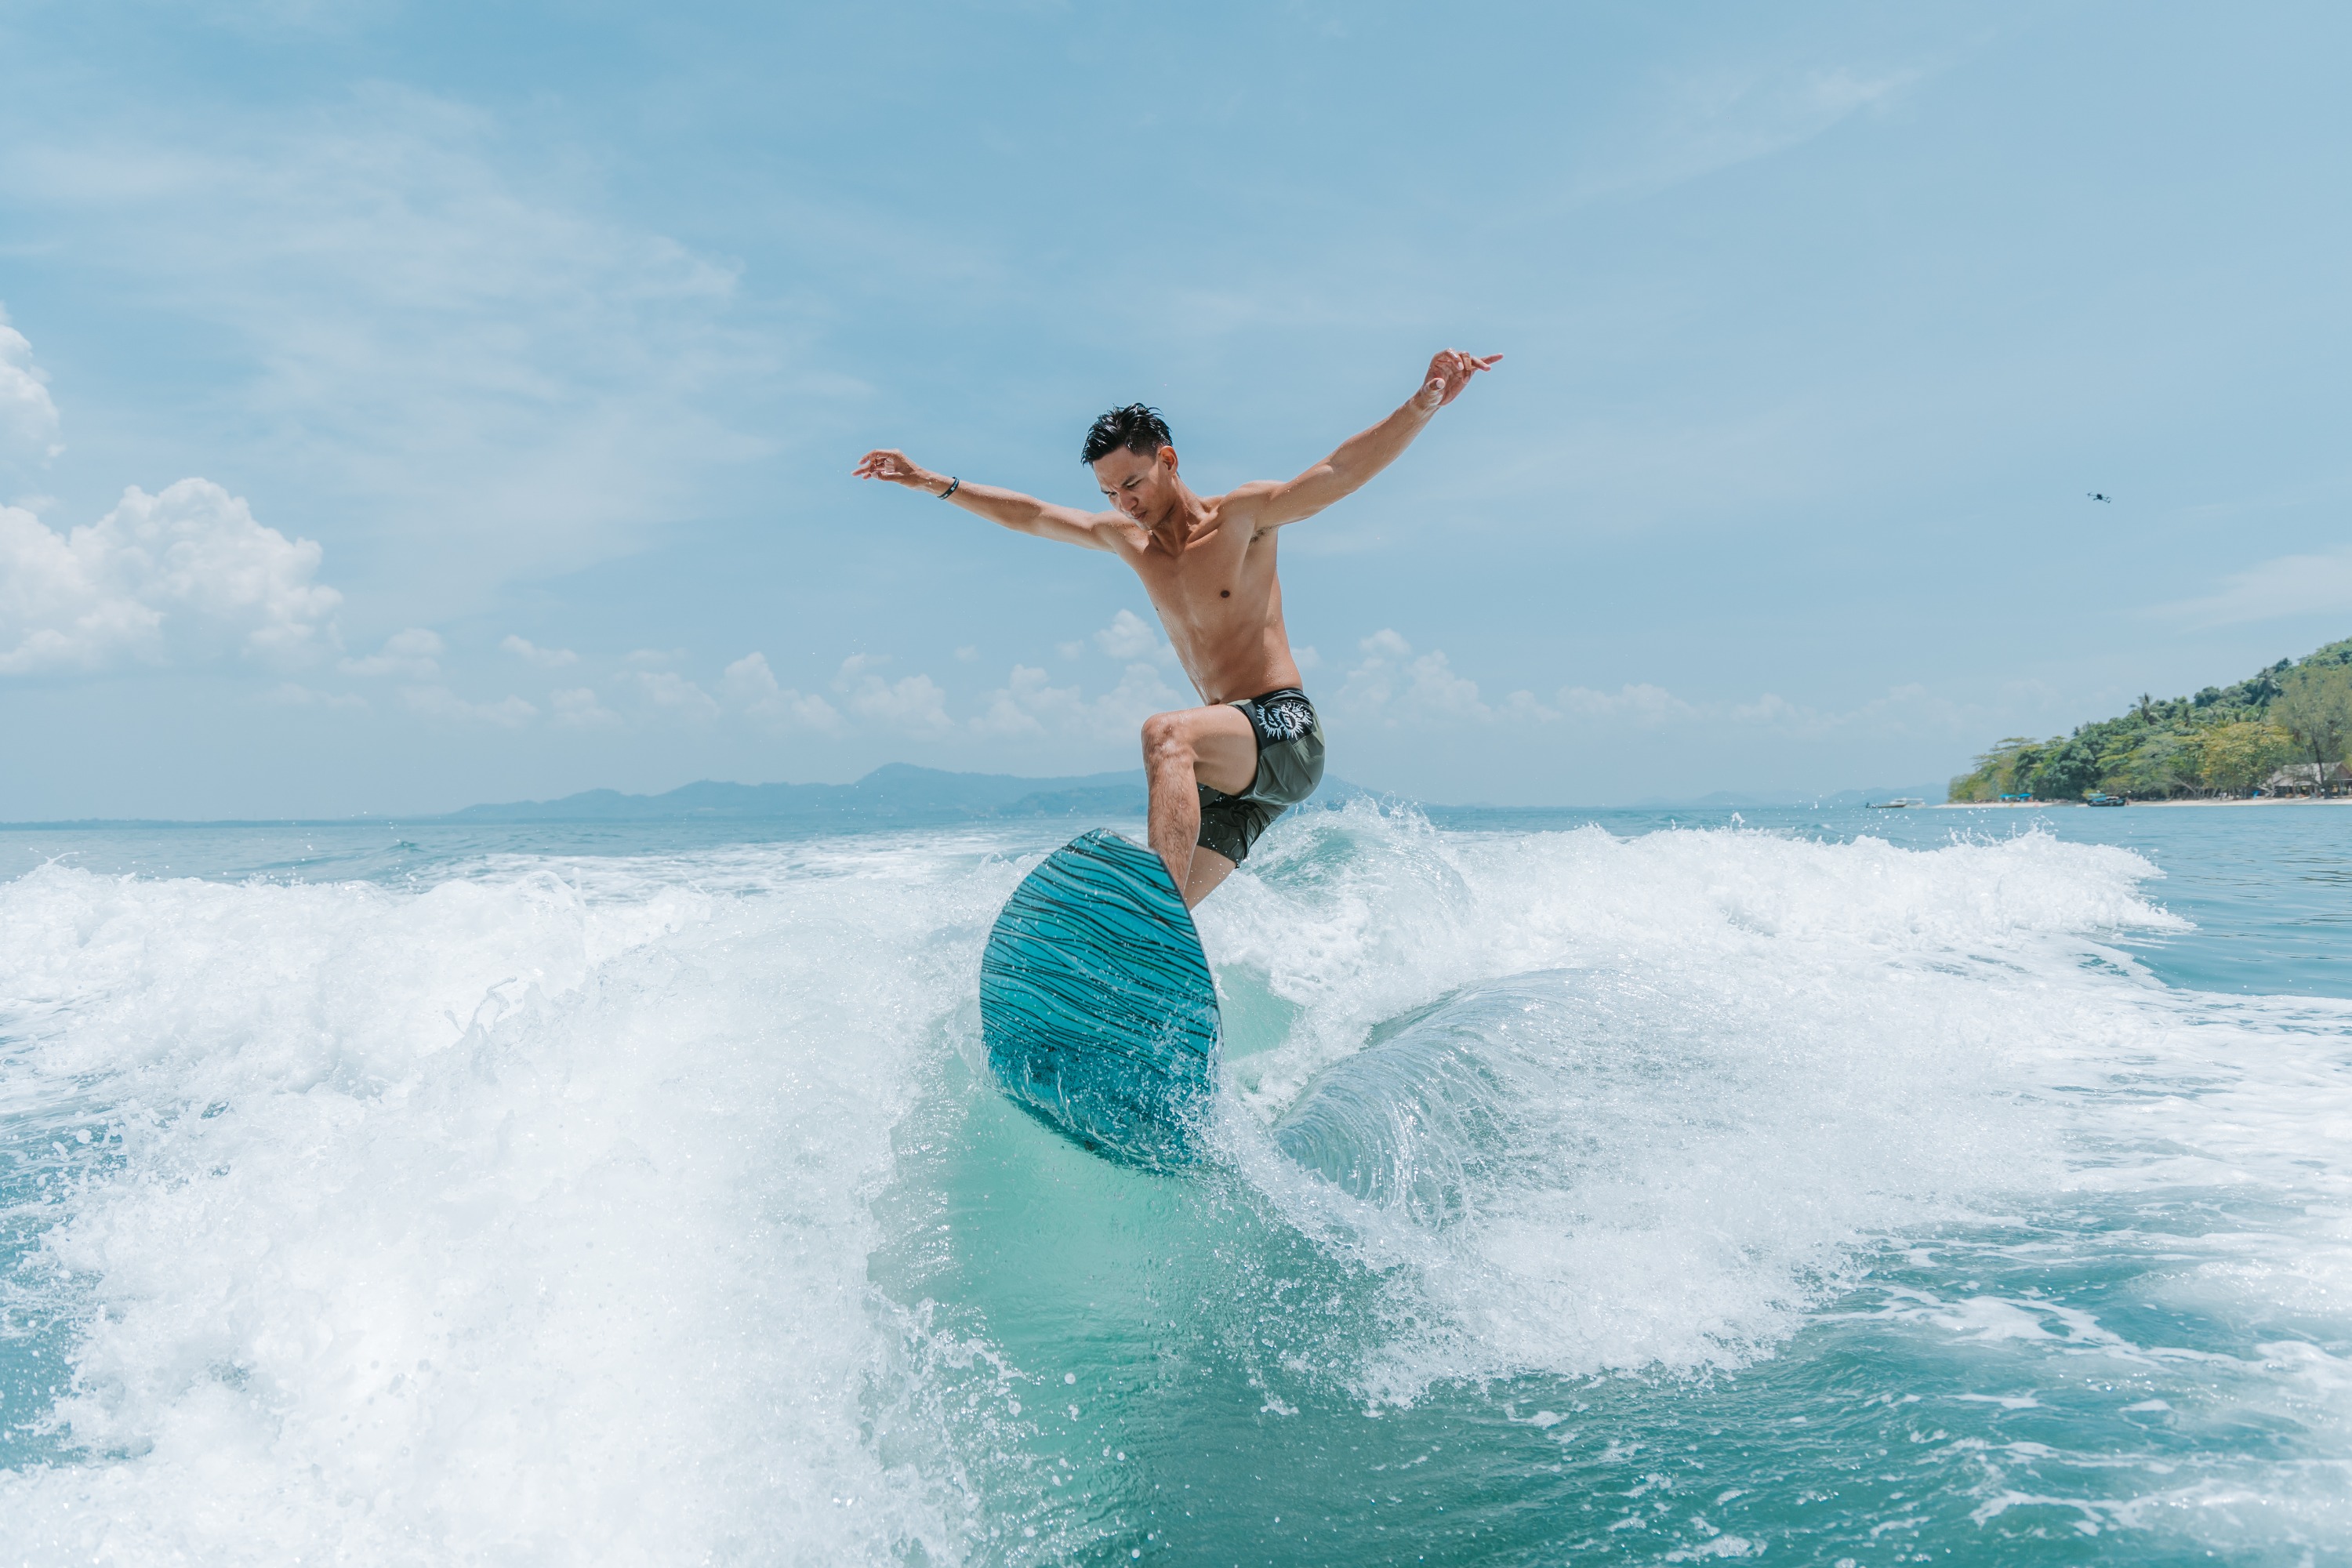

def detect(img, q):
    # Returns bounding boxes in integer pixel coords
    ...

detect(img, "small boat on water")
[1868,797,1927,808]
[2085,793,2128,808]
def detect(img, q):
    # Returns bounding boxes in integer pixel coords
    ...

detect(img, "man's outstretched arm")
[853,448,1116,550]
[1245,349,1501,532]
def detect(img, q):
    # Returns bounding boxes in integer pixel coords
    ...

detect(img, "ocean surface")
[1,800,2347,1564]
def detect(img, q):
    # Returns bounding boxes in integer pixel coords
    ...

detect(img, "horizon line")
[0,761,1947,830]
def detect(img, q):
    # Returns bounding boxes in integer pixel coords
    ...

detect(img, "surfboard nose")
[978,829,1222,1169]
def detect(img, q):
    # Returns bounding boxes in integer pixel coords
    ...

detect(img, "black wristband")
[938,476,960,501]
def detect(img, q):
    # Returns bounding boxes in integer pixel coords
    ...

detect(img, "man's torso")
[1108,491,1301,706]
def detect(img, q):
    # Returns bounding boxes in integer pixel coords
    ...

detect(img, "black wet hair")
[1080,404,1172,465]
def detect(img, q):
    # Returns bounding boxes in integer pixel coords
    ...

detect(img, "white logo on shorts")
[1259,697,1315,742]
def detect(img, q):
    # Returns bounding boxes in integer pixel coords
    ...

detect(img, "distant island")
[1949,636,2352,803]
[1632,786,1945,810]
[445,762,1150,826]
[450,772,1959,825]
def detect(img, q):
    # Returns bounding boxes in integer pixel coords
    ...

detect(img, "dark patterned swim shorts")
[1196,688,1326,865]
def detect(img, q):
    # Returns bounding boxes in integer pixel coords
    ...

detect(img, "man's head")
[1083,403,1178,524]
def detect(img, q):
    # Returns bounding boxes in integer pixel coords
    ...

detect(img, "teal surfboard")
[978,830,1221,1168]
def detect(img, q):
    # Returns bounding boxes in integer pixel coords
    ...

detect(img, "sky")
[2,0,2348,818]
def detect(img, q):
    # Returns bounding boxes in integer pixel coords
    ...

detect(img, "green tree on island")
[1948,637,2352,801]
[2195,720,2296,795]
[2271,664,2352,793]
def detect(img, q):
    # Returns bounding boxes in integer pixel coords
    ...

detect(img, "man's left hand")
[1414,349,1502,412]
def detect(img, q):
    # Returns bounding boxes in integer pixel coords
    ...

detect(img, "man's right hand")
[853,448,946,492]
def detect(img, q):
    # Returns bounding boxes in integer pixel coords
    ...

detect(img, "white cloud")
[340,626,443,679]
[722,652,841,731]
[0,307,62,462]
[631,669,720,719]
[1337,630,1550,725]
[1558,682,1702,724]
[1497,689,1559,720]
[265,682,367,711]
[548,686,621,729]
[1294,644,1323,672]
[2162,545,2352,628]
[971,665,1068,738]
[1557,678,1976,739]
[974,660,1189,739]
[1338,635,1975,742]
[1574,61,1924,205]
[1098,662,1192,728]
[953,644,979,662]
[834,654,951,735]
[1733,692,1803,724]
[626,648,685,668]
[0,480,341,676]
[501,633,577,668]
[1094,608,1175,664]
[4,93,770,601]
[400,685,535,728]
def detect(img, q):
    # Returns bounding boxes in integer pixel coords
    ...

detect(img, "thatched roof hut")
[2263,761,2352,795]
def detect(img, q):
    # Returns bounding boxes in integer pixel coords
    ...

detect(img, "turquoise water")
[1,804,2347,1562]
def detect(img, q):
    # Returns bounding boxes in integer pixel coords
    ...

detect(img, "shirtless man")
[854,348,1500,908]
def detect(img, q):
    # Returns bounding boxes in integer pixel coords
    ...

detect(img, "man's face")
[1091,445,1178,525]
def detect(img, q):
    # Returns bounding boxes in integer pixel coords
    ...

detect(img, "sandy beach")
[1938,796,2352,808]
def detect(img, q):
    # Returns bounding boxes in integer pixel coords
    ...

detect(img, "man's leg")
[1139,704,1257,908]
[1181,845,1238,908]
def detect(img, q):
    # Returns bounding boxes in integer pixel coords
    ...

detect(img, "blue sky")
[2,1,2347,817]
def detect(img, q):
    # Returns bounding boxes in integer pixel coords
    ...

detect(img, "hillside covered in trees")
[1950,637,2352,802]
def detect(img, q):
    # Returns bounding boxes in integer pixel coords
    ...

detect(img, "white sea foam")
[0,848,1017,1564]
[2,807,2347,1562]
[1201,805,2351,1404]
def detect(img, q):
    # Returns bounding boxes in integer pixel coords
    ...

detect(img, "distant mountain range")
[1627,785,1944,809]
[444,763,1151,825]
[2,766,1928,829]
[448,768,1921,825]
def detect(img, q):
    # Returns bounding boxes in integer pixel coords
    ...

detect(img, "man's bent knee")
[1140,719,1193,780]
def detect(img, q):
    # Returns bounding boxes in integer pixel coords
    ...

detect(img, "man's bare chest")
[1127,514,1258,592]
